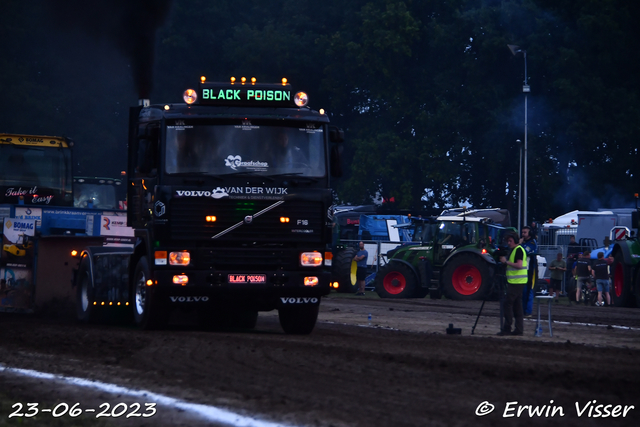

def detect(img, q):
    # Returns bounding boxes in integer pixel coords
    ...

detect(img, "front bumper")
[151,269,331,311]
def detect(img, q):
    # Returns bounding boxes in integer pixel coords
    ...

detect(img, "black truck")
[74,77,344,334]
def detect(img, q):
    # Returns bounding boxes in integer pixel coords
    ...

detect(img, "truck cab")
[75,77,344,333]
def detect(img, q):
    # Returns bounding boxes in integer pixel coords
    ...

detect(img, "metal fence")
[537,244,594,295]
[338,240,594,295]
[340,239,404,270]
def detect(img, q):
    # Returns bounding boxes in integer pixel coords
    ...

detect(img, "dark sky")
[0,0,172,177]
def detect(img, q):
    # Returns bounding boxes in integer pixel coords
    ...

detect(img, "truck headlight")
[170,251,191,266]
[300,251,322,267]
[304,277,319,287]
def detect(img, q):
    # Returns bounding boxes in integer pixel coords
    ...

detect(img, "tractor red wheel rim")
[614,262,624,297]
[451,264,482,296]
[383,272,406,295]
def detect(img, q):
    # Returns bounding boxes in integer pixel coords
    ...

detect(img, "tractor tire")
[611,250,635,307]
[76,256,101,323]
[279,304,319,334]
[133,256,169,330]
[375,263,418,299]
[441,254,491,301]
[332,247,358,293]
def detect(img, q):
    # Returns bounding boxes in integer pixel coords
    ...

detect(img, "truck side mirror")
[137,139,153,174]
[330,144,343,178]
[329,126,344,143]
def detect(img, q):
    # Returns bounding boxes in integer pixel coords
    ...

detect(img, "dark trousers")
[504,283,525,333]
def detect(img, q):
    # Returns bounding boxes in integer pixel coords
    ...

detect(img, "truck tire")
[133,256,168,330]
[441,254,491,301]
[611,251,635,307]
[76,257,100,323]
[279,304,319,334]
[332,247,358,293]
[375,263,417,298]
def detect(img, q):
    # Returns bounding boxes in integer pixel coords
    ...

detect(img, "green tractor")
[375,211,513,300]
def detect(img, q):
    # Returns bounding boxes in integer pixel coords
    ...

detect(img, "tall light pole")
[516,139,522,232]
[508,44,529,229]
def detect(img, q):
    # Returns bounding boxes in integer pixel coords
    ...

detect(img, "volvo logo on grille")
[244,215,253,224]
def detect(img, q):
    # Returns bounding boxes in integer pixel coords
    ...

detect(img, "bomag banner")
[1,218,36,312]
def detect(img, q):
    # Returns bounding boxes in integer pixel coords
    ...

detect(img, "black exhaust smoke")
[49,0,172,99]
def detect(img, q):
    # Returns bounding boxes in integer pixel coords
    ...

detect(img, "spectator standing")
[573,251,592,304]
[498,232,528,336]
[353,241,368,296]
[567,235,581,256]
[592,252,611,306]
[548,252,566,301]
[520,226,538,316]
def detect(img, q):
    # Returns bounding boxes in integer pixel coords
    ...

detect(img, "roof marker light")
[294,92,308,107]
[251,77,257,84]
[201,76,206,83]
[183,89,197,104]
[230,76,236,84]
[281,78,287,85]
[241,77,247,84]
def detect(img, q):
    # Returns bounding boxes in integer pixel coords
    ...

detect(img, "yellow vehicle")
[0,133,73,206]
[2,235,33,257]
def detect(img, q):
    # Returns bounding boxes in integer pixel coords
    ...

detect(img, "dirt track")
[1,293,640,426]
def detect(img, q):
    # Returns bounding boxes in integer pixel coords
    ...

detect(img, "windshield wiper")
[222,171,274,182]
[170,172,223,181]
[268,173,318,182]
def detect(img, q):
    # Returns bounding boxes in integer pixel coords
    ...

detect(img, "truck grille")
[197,247,297,270]
[170,198,324,242]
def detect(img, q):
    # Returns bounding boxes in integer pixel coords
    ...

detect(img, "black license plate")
[228,274,267,284]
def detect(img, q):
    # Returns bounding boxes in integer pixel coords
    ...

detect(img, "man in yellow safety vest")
[497,231,528,336]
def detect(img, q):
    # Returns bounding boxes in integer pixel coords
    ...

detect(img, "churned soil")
[1,294,639,427]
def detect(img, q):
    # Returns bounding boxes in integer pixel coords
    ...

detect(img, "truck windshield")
[0,144,72,197]
[165,122,325,177]
[73,182,119,209]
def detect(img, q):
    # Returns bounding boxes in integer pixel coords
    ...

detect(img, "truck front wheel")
[133,256,168,329]
[76,257,100,323]
[442,255,491,301]
[279,304,319,334]
[611,251,635,307]
[375,263,417,298]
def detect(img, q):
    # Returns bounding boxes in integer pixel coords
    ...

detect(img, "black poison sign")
[228,274,267,284]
